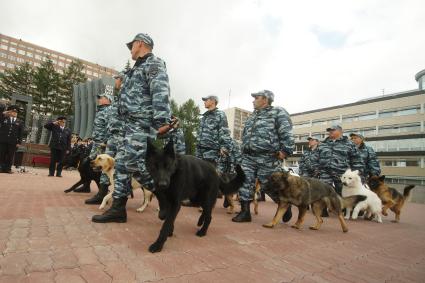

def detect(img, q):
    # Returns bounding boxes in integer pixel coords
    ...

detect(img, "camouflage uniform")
[105,88,125,158]
[113,52,171,199]
[196,108,232,165]
[239,103,294,202]
[89,89,114,186]
[298,147,319,177]
[358,142,381,179]
[217,138,242,174]
[313,136,364,194]
[161,127,186,155]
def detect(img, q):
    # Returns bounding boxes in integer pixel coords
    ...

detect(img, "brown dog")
[262,171,366,233]
[368,176,415,223]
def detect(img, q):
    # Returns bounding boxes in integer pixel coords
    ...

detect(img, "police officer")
[313,125,364,195]
[196,95,232,167]
[44,116,72,177]
[85,73,124,204]
[233,90,295,223]
[349,133,381,179]
[298,137,320,177]
[0,105,24,173]
[92,33,171,223]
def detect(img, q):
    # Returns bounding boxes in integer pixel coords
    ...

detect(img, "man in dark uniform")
[0,105,24,173]
[44,116,72,177]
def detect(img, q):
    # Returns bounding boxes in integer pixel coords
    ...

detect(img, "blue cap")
[97,85,114,102]
[202,95,219,103]
[326,124,343,131]
[349,133,364,139]
[126,33,154,50]
[251,90,274,102]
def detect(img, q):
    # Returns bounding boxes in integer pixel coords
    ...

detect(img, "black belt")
[243,148,275,155]
[198,146,219,151]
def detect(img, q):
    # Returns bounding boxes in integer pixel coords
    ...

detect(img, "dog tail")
[219,164,245,195]
[341,195,367,209]
[403,185,415,199]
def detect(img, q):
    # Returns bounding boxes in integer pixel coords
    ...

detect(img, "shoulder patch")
[148,65,159,77]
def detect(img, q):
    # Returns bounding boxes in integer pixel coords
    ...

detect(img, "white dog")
[341,169,383,223]
[90,154,153,212]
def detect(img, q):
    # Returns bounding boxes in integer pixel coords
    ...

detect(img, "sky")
[1,0,425,114]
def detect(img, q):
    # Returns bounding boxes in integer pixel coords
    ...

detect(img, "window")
[358,112,376,121]
[27,52,33,58]
[343,112,376,123]
[34,62,40,67]
[10,41,17,46]
[16,57,24,63]
[35,54,42,60]
[27,47,34,51]
[59,56,65,60]
[7,55,16,61]
[0,44,7,50]
[327,117,340,124]
[0,62,5,67]
[378,123,421,135]
[0,52,7,58]
[59,61,64,67]
[9,47,16,53]
[51,54,58,58]
[18,50,25,55]
[1,38,8,43]
[312,119,326,126]
[7,63,14,68]
[93,72,98,77]
[382,160,420,167]
[379,105,420,118]
[294,121,310,129]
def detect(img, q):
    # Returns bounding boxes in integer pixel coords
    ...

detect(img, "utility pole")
[228,88,231,109]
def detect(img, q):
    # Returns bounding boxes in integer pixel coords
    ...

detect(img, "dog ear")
[379,175,385,181]
[352,169,359,175]
[146,138,157,159]
[164,140,175,158]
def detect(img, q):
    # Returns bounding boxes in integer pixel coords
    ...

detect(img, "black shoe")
[232,201,251,222]
[85,185,109,205]
[282,205,292,223]
[74,186,91,193]
[92,197,127,223]
[48,174,54,177]
[56,175,62,177]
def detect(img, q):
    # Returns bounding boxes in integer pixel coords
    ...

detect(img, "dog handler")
[92,33,171,223]
[232,90,295,223]
[349,132,381,180]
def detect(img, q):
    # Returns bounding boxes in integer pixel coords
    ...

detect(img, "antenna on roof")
[382,88,385,96]
[228,88,231,109]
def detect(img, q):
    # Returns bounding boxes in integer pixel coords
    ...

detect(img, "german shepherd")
[368,176,415,223]
[64,156,101,193]
[145,139,245,253]
[262,171,366,233]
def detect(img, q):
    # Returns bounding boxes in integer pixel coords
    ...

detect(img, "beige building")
[0,33,117,80]
[223,107,251,142]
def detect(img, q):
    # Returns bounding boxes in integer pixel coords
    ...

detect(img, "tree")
[124,60,131,73]
[32,58,61,115]
[0,62,35,100]
[172,99,200,155]
[59,60,87,115]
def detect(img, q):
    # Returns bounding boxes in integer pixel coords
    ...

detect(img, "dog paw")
[196,230,206,237]
[262,223,275,228]
[148,242,163,253]
[344,216,350,220]
[391,220,399,223]
[309,226,319,230]
[291,224,301,229]
[382,211,388,216]
[136,207,145,213]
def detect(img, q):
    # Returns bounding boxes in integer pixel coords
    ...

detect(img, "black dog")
[145,140,245,253]
[64,156,101,193]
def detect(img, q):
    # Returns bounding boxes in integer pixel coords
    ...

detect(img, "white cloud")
[1,0,424,114]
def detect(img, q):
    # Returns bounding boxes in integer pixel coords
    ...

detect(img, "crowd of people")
[1,32,382,228]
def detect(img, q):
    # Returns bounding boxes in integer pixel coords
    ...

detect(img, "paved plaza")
[0,168,424,282]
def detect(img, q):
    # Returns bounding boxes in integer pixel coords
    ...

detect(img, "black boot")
[74,184,91,193]
[91,197,127,223]
[321,208,329,217]
[282,205,293,223]
[85,184,109,205]
[258,191,266,202]
[232,201,251,222]
[223,197,230,208]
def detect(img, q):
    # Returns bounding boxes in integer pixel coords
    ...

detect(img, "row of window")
[294,105,422,129]
[295,122,422,141]
[381,159,420,167]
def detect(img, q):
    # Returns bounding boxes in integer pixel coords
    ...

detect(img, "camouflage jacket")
[313,136,364,177]
[298,147,319,177]
[196,108,232,152]
[241,106,294,156]
[358,142,381,178]
[89,104,113,158]
[117,53,171,133]
[162,127,186,155]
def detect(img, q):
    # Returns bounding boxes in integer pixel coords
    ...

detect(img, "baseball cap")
[326,124,343,132]
[202,95,219,103]
[126,33,154,50]
[251,90,274,103]
[97,85,114,102]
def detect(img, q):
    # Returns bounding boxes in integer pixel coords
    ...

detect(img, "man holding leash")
[313,125,364,195]
[232,90,295,223]
[0,105,24,174]
[349,132,381,179]
[92,33,171,223]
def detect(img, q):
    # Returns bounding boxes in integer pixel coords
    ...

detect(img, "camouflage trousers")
[319,173,343,195]
[238,154,281,202]
[195,148,220,165]
[112,123,156,199]
[105,134,123,158]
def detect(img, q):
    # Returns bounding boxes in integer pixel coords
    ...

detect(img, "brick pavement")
[0,168,424,282]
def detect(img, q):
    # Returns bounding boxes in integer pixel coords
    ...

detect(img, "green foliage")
[124,60,131,73]
[0,59,87,116]
[171,98,200,155]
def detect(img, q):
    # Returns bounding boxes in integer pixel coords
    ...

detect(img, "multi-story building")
[0,33,117,80]
[224,70,425,185]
